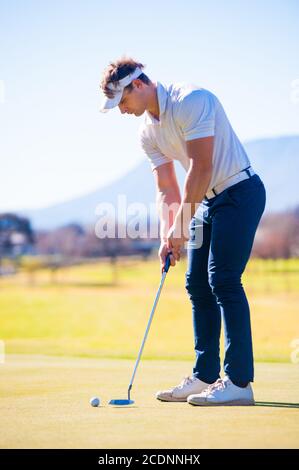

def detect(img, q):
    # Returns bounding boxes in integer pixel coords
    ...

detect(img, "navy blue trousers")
[185,174,266,385]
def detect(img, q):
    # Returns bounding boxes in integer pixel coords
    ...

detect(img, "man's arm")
[168,136,214,255]
[153,161,181,268]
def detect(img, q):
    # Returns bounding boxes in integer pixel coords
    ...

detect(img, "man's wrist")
[174,210,191,238]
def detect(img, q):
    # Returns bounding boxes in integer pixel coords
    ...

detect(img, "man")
[100,57,266,406]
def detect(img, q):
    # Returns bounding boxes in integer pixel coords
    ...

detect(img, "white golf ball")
[90,397,100,407]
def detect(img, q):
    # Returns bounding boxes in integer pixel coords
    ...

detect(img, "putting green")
[0,355,298,448]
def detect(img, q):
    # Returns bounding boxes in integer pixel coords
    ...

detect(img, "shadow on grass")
[108,406,138,409]
[255,401,299,409]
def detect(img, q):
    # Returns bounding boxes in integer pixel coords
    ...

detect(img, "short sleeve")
[175,89,215,141]
[139,128,172,171]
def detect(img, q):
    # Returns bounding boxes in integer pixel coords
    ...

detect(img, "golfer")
[100,57,266,406]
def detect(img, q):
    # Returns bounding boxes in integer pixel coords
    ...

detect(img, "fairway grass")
[0,355,298,449]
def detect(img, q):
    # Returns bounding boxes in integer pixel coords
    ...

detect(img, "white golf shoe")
[156,375,210,402]
[187,376,255,406]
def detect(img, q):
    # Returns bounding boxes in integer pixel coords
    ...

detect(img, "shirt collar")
[145,81,168,124]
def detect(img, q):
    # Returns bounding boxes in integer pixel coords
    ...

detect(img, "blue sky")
[0,0,298,210]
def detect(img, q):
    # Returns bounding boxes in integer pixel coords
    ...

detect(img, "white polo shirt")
[139,81,251,192]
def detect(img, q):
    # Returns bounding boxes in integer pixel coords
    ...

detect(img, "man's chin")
[135,110,145,117]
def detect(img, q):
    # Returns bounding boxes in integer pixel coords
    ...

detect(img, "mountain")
[19,135,299,229]
[243,135,299,211]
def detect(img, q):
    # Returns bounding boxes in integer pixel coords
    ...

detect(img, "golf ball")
[90,397,100,407]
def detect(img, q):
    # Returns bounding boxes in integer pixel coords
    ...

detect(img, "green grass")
[0,257,298,362]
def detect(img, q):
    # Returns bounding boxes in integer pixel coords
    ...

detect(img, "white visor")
[100,67,143,113]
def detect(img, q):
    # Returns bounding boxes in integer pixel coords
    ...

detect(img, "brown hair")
[100,56,151,98]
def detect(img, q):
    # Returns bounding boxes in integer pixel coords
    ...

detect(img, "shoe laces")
[206,378,228,393]
[178,375,196,389]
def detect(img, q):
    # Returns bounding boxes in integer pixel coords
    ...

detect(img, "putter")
[109,252,172,406]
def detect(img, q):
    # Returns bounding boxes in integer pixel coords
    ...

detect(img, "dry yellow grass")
[0,257,298,362]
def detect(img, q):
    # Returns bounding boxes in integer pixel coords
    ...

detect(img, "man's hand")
[158,241,176,272]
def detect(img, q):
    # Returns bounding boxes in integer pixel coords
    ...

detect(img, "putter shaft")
[127,254,171,400]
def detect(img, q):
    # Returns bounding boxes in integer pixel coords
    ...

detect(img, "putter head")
[109,399,134,406]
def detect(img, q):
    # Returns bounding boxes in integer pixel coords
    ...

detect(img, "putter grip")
[163,252,172,273]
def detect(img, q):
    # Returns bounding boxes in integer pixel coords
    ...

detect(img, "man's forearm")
[157,187,181,241]
[175,164,212,237]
